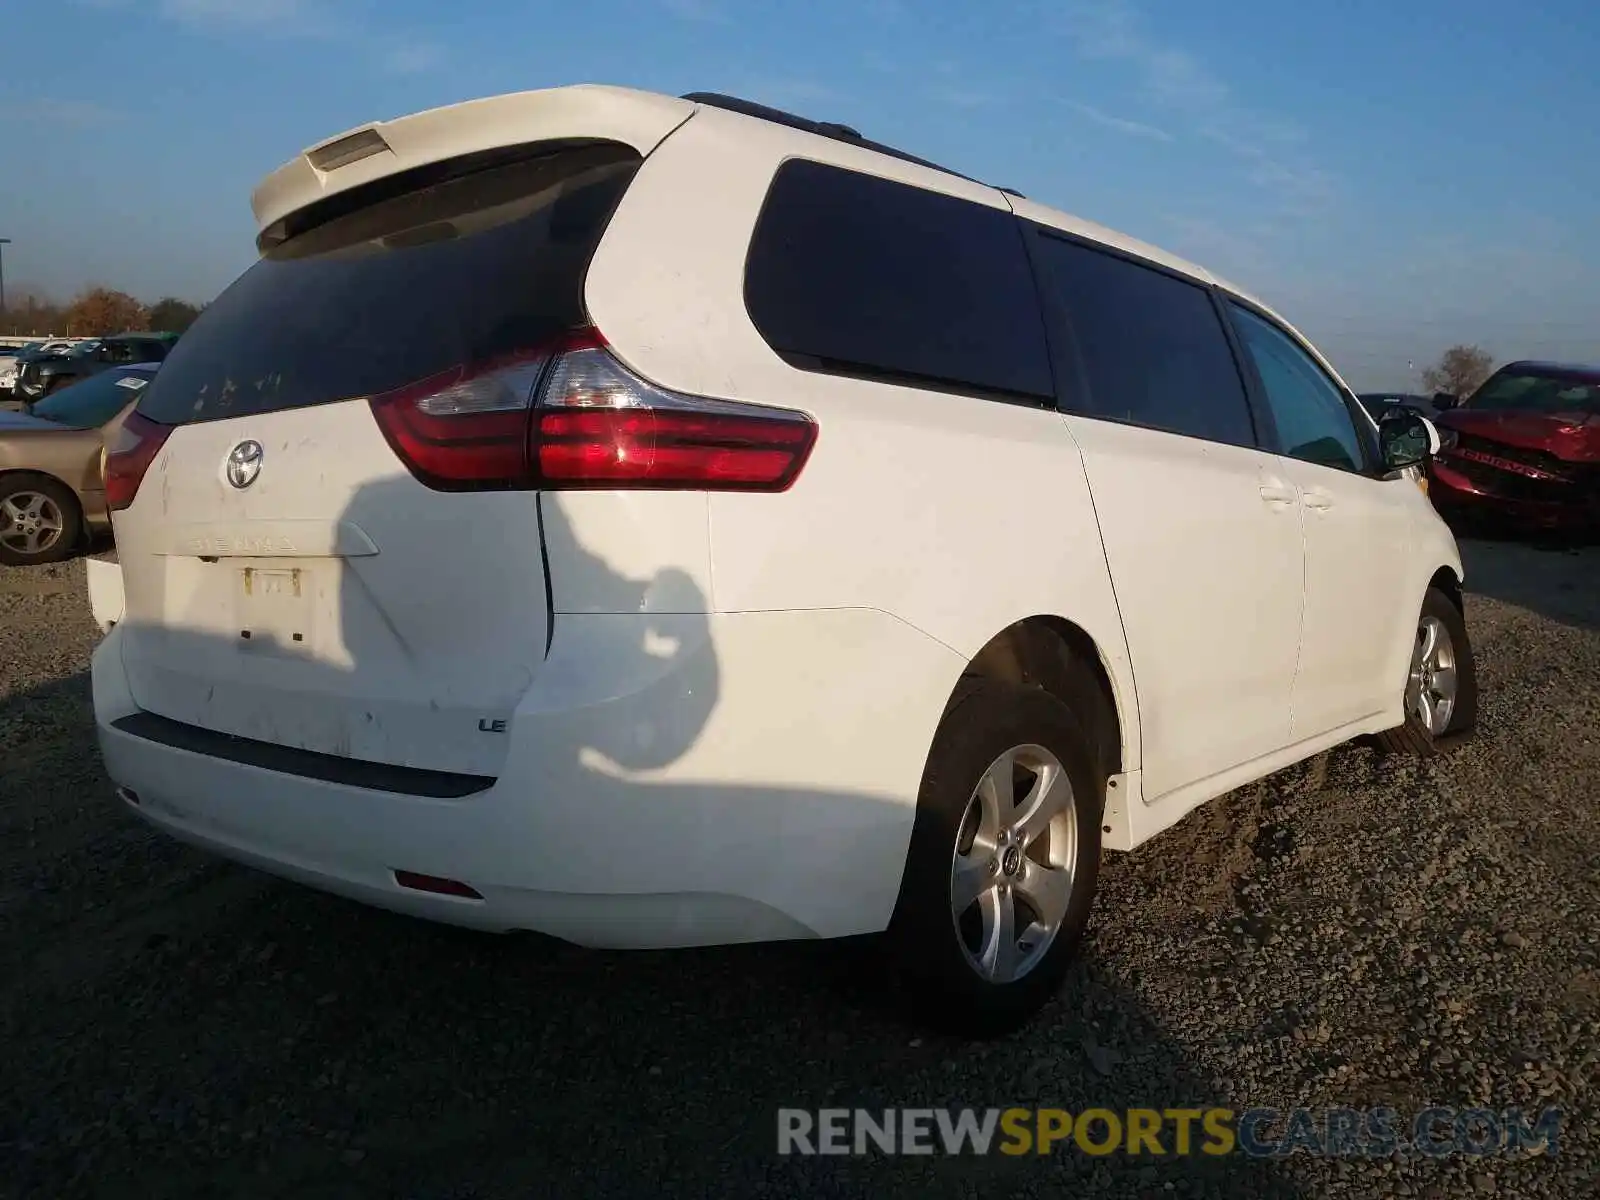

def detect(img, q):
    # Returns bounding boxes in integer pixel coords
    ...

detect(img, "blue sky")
[2,0,1596,389]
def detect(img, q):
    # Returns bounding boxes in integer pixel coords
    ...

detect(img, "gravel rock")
[2,541,1598,1199]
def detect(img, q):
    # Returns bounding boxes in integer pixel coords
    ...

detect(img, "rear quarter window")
[743,159,1054,402]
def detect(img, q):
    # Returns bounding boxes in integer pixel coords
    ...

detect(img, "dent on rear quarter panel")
[698,388,1141,767]
[541,491,715,616]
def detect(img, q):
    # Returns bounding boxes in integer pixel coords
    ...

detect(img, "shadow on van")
[0,475,1310,1198]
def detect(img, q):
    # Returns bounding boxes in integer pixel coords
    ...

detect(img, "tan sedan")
[0,363,158,565]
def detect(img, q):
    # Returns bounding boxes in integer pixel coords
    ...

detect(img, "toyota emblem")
[226,440,264,489]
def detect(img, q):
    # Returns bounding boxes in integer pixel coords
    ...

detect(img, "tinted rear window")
[744,159,1053,401]
[138,143,641,426]
[1031,233,1258,449]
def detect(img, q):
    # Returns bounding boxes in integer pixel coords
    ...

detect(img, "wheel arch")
[952,615,1127,778]
[0,466,81,503]
[1429,563,1464,614]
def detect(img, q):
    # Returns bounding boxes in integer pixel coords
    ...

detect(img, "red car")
[1427,360,1600,535]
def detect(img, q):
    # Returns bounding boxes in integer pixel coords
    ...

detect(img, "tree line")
[0,286,205,338]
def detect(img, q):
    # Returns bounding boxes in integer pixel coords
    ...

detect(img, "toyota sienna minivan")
[94,85,1474,1033]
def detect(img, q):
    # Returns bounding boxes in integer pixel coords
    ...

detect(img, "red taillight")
[533,336,817,490]
[368,352,549,492]
[368,327,816,492]
[104,410,173,512]
[535,407,813,488]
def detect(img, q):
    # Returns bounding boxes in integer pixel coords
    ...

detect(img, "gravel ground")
[2,541,1598,1199]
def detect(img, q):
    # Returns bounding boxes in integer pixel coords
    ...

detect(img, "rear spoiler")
[250,84,696,246]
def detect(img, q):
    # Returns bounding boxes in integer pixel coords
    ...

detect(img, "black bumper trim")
[110,711,495,799]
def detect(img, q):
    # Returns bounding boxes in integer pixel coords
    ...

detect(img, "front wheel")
[888,676,1107,1037]
[1375,586,1478,755]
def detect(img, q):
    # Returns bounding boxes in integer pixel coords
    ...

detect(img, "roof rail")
[680,91,982,187]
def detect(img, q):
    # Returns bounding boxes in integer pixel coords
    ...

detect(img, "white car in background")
[92,85,1475,1034]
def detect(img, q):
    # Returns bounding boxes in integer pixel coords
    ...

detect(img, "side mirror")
[1431,392,1459,411]
[1379,410,1438,472]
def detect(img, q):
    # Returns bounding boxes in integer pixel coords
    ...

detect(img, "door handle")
[1303,490,1335,511]
[1258,483,1297,506]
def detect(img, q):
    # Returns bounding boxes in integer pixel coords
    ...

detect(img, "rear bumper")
[93,607,962,947]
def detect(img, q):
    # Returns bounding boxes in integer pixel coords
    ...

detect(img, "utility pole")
[0,238,10,332]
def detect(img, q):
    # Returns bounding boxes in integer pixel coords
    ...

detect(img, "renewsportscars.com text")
[777,1106,1561,1159]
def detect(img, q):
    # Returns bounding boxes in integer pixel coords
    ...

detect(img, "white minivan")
[94,86,1474,1033]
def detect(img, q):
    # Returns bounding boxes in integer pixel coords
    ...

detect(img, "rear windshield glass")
[137,143,642,426]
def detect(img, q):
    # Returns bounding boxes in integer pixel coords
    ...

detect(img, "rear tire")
[888,674,1108,1037]
[0,474,81,566]
[1374,586,1477,755]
